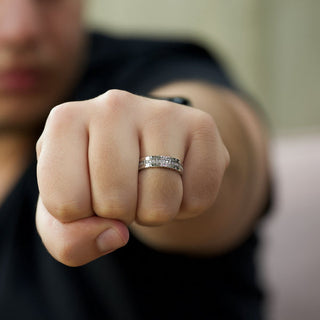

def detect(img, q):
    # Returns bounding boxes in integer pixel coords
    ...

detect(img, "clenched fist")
[36,89,229,266]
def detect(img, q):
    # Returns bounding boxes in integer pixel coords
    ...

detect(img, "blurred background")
[86,0,319,134]
[86,1,320,319]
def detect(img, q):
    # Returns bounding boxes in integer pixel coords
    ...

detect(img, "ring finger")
[136,124,186,226]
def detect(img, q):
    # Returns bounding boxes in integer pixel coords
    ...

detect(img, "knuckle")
[53,241,88,267]
[183,196,214,217]
[102,89,130,108]
[53,241,76,267]
[46,102,79,133]
[36,201,89,267]
[144,101,172,126]
[192,111,217,138]
[48,102,75,124]
[96,89,131,121]
[39,222,77,266]
[93,198,132,222]
[45,199,84,223]
[137,205,176,226]
[151,103,172,121]
[203,172,223,199]
[184,176,223,217]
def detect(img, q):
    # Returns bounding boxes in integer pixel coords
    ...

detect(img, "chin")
[0,96,53,132]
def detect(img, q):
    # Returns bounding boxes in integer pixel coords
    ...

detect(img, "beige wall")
[86,0,320,134]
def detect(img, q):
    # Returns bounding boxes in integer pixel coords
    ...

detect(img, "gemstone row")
[138,156,183,174]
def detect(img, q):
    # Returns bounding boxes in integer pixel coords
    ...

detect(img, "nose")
[0,0,42,50]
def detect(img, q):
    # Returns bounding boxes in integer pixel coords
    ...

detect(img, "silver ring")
[138,155,183,175]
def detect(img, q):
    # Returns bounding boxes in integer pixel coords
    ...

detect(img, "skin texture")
[0,0,86,205]
[0,0,86,130]
[36,86,269,267]
[0,1,269,267]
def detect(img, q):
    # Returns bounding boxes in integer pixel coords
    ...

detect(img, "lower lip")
[0,70,41,92]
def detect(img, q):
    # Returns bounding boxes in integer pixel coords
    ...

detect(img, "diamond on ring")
[138,155,183,175]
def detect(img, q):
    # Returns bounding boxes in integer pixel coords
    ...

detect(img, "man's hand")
[36,89,229,266]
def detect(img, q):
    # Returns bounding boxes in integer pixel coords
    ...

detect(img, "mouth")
[0,68,43,93]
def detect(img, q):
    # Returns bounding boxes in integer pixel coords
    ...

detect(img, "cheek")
[45,2,85,66]
[0,95,53,130]
[41,3,86,98]
[0,2,86,130]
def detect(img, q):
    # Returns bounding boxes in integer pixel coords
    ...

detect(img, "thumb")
[36,197,129,267]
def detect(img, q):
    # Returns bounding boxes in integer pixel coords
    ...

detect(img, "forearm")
[131,81,269,255]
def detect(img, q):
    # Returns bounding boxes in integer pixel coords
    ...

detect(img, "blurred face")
[0,0,86,132]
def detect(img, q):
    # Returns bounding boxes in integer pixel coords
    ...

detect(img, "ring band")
[138,155,183,175]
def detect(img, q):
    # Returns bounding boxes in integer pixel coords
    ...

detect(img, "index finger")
[37,102,93,222]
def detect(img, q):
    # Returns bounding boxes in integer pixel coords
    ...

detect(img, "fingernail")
[96,228,123,253]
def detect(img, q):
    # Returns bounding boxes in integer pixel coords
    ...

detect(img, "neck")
[0,131,36,205]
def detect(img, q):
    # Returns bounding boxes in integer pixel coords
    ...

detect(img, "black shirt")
[0,33,264,320]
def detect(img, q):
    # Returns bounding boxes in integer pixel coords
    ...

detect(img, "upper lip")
[0,65,41,74]
[0,55,44,72]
